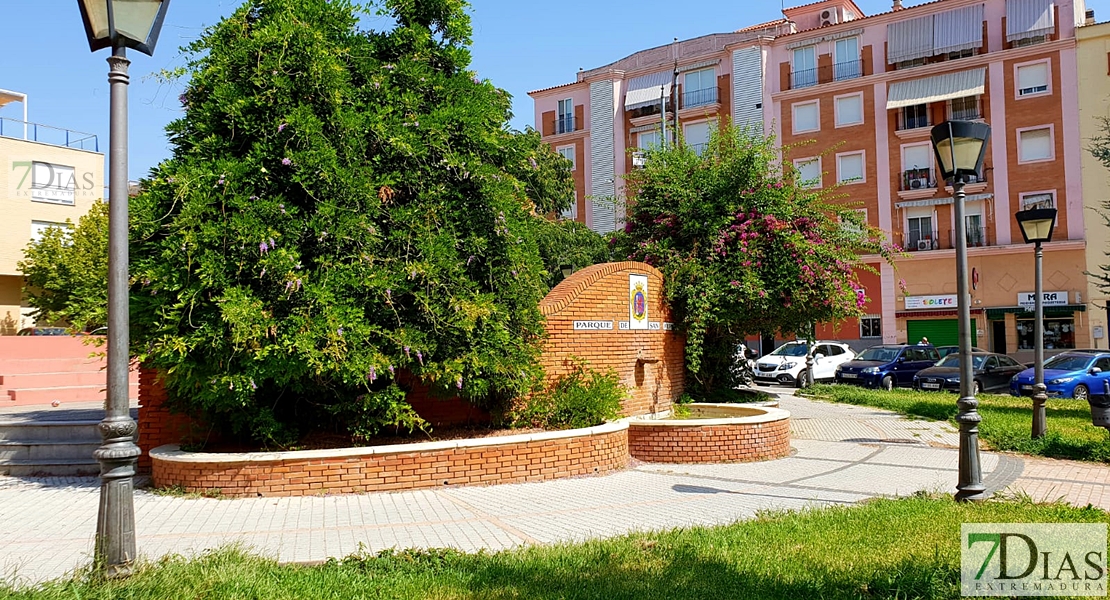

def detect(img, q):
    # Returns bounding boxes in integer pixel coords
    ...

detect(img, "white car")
[753,340,856,387]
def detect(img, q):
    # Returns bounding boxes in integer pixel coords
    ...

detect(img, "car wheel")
[795,372,807,388]
[972,380,981,395]
[881,375,894,391]
[1073,384,1090,401]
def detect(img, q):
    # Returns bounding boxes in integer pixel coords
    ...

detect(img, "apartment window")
[30,162,76,206]
[896,57,927,70]
[561,192,578,221]
[792,46,817,89]
[792,100,820,134]
[1018,126,1053,162]
[1020,191,1055,210]
[860,316,882,338]
[683,68,717,107]
[840,208,867,234]
[899,104,929,130]
[557,98,574,134]
[639,130,662,149]
[947,48,977,60]
[834,37,861,81]
[794,157,821,189]
[949,96,980,120]
[965,213,986,247]
[557,146,575,170]
[907,215,934,250]
[834,93,863,127]
[1012,34,1047,48]
[685,121,711,155]
[1016,61,1050,96]
[837,151,865,184]
[30,220,71,244]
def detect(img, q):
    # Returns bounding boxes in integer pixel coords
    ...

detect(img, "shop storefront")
[898,294,981,347]
[985,291,1088,359]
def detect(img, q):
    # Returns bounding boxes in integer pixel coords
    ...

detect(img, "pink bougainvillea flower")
[281,158,292,166]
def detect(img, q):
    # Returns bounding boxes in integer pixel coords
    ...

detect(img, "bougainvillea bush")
[611,124,896,397]
[129,0,576,446]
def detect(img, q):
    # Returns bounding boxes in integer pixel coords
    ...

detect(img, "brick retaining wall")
[152,422,629,497]
[627,411,791,464]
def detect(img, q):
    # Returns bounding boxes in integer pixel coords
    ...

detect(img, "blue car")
[834,344,940,390]
[1009,351,1110,400]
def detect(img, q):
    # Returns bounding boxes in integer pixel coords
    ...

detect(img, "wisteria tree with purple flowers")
[129,0,576,446]
[611,123,895,397]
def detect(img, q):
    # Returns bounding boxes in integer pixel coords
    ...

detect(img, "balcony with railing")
[832,60,863,82]
[681,86,719,109]
[0,117,99,152]
[556,115,575,135]
[949,226,990,249]
[905,231,939,252]
[901,168,937,192]
[791,67,818,90]
[896,107,931,132]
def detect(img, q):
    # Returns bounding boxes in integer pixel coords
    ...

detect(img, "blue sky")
[1,0,1106,180]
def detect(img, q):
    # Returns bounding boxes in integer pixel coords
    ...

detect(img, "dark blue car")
[1010,351,1110,401]
[834,344,940,390]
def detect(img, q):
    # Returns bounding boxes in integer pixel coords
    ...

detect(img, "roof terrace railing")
[0,117,99,152]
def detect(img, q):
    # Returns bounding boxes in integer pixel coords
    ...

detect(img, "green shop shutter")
[906,318,977,348]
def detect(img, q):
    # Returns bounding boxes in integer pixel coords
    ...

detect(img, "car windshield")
[856,347,898,362]
[770,343,808,357]
[936,355,986,369]
[1043,355,1096,371]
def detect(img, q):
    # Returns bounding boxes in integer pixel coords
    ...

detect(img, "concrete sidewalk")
[0,389,1105,587]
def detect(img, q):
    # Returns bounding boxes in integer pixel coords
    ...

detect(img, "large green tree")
[18,200,108,332]
[130,0,575,445]
[612,124,894,397]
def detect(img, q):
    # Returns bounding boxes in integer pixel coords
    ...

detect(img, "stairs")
[0,357,138,407]
[0,405,138,476]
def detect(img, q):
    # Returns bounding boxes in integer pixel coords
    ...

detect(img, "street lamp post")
[931,120,991,503]
[77,0,170,577]
[1015,207,1058,439]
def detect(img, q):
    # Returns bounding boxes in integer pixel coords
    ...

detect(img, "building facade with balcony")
[0,90,103,334]
[767,0,1090,361]
[528,22,792,232]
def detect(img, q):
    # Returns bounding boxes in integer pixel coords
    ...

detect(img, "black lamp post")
[1015,207,1057,439]
[930,120,990,502]
[77,0,170,577]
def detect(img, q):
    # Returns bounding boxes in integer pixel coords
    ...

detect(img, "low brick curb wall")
[627,405,792,464]
[151,422,629,497]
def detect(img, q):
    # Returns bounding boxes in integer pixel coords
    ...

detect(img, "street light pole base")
[1032,383,1047,439]
[955,393,986,502]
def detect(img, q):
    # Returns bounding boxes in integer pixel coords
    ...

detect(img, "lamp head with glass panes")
[77,0,170,55]
[1015,207,1057,245]
[930,120,990,182]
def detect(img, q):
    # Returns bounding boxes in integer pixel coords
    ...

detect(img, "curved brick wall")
[540,262,684,417]
[628,405,791,463]
[152,422,629,497]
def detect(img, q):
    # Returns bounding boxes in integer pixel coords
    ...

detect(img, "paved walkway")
[0,389,1107,587]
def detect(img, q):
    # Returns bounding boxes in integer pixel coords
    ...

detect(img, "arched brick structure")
[539,262,684,417]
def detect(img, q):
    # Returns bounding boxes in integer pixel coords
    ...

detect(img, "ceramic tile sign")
[629,274,649,330]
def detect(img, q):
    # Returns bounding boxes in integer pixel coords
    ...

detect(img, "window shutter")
[574,105,584,131]
[1019,128,1052,161]
[542,110,556,136]
[793,102,819,132]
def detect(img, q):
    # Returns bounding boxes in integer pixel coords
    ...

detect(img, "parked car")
[16,327,68,336]
[834,344,940,390]
[754,340,856,386]
[913,352,1025,394]
[934,345,989,358]
[1009,351,1110,401]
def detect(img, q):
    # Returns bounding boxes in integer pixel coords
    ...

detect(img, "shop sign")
[1017,291,1068,310]
[904,295,958,310]
[573,321,613,330]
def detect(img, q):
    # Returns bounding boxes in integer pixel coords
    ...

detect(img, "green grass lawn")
[3,496,1106,600]
[803,384,1110,463]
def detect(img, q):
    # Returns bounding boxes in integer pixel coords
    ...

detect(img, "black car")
[913,352,1025,394]
[935,345,988,358]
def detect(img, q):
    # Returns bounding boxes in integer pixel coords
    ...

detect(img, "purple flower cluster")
[281,158,292,166]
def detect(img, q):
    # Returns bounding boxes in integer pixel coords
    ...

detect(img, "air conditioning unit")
[632,152,646,168]
[917,239,932,251]
[909,177,928,189]
[820,7,839,26]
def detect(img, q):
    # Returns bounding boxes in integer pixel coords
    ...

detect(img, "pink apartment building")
[531,0,1096,360]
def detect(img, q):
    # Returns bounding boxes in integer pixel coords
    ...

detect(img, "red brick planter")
[627,404,791,464]
[151,422,629,497]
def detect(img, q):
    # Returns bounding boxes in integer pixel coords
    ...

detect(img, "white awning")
[933,4,984,55]
[676,59,719,74]
[887,14,934,64]
[895,193,993,209]
[886,68,986,110]
[1006,0,1055,41]
[624,72,673,110]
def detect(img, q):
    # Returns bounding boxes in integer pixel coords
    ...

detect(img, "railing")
[0,117,98,152]
[833,60,863,82]
[896,108,930,131]
[950,227,989,248]
[905,232,938,252]
[689,142,708,156]
[557,115,575,135]
[901,168,937,192]
[949,98,982,121]
[682,86,719,109]
[791,67,818,90]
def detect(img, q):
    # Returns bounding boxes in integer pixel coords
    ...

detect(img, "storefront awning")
[895,193,993,210]
[986,305,1086,320]
[886,68,986,110]
[625,72,673,110]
